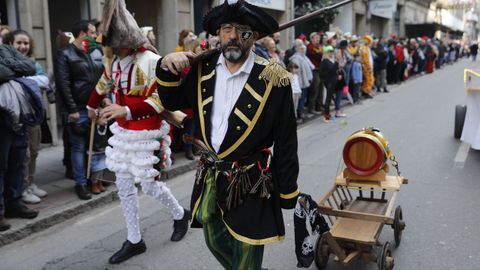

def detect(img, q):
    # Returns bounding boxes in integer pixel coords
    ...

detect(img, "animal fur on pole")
[263,0,357,38]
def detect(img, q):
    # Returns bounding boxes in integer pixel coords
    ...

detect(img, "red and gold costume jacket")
[87,49,164,130]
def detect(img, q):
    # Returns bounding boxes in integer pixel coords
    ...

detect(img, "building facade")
[331,0,469,40]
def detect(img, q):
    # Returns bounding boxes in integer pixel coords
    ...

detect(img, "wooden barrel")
[343,128,392,176]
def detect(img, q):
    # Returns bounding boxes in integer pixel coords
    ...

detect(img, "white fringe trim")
[108,136,160,151]
[105,122,173,175]
[106,158,130,173]
[130,165,159,179]
[109,121,170,141]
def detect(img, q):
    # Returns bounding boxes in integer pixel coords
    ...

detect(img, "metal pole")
[276,0,357,33]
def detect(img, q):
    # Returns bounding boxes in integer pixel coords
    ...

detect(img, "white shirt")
[111,55,135,120]
[111,55,135,94]
[210,52,255,152]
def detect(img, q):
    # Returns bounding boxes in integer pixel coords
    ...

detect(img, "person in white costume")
[86,0,190,264]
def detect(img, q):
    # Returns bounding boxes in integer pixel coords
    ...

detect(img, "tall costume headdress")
[203,0,279,37]
[98,0,147,49]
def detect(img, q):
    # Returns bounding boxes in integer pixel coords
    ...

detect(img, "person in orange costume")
[360,35,374,98]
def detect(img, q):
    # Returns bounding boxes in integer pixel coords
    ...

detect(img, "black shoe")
[185,149,194,160]
[5,205,39,219]
[171,208,191,242]
[109,239,147,264]
[383,88,390,93]
[0,216,11,231]
[75,185,92,200]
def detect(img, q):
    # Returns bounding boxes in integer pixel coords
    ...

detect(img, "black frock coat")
[156,50,299,245]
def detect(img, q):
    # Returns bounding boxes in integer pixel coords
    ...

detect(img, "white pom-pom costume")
[87,50,184,244]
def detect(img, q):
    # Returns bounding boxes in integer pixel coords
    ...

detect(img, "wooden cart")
[455,68,480,139]
[314,173,408,270]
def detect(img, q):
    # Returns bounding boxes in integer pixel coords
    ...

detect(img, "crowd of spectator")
[0,17,471,233]
[258,31,470,123]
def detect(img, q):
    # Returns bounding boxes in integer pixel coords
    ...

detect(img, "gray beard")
[222,48,250,63]
[223,48,243,63]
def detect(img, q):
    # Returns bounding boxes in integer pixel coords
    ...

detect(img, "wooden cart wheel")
[393,206,405,247]
[314,233,330,269]
[454,104,467,139]
[378,242,394,270]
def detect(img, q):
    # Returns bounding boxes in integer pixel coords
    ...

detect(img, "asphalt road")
[1,59,479,270]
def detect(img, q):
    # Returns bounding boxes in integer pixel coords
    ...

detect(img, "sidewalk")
[0,145,198,247]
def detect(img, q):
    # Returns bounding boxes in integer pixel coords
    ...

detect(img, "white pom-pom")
[227,0,238,5]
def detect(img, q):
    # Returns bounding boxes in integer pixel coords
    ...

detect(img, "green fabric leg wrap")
[197,168,216,224]
[203,211,265,270]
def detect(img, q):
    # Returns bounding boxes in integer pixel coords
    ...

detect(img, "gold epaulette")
[255,57,291,88]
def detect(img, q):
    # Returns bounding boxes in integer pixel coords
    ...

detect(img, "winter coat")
[0,78,43,134]
[0,44,36,83]
[289,53,314,89]
[374,44,388,71]
[54,44,103,113]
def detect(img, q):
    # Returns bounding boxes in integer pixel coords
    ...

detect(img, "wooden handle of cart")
[160,110,187,128]
[86,119,96,180]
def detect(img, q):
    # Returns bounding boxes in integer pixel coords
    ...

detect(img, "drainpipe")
[14,0,20,28]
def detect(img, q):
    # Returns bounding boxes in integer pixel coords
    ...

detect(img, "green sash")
[196,168,217,224]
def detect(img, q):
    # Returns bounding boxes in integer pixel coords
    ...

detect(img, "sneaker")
[323,115,331,123]
[335,113,347,118]
[30,184,47,198]
[304,113,314,119]
[296,118,304,125]
[362,93,373,99]
[312,110,322,115]
[22,188,41,204]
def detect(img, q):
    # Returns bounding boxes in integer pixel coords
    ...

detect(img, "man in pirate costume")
[157,1,300,269]
[86,0,190,264]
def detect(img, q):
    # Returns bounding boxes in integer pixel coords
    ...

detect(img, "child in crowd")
[287,62,303,121]
[351,53,363,104]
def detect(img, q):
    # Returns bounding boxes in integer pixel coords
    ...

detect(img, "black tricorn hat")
[203,0,279,37]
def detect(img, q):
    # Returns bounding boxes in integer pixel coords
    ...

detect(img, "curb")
[0,159,198,248]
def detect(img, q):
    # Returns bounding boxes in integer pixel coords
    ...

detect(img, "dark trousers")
[0,129,28,216]
[64,110,89,186]
[203,211,265,270]
[183,118,195,151]
[297,87,309,119]
[307,70,323,112]
[323,84,337,116]
[350,83,361,103]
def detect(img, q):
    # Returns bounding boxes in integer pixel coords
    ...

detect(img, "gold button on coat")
[236,126,241,131]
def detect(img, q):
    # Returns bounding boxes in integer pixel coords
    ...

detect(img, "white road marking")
[454,142,471,168]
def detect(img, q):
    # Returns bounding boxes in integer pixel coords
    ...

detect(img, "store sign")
[246,0,285,11]
[369,0,398,19]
